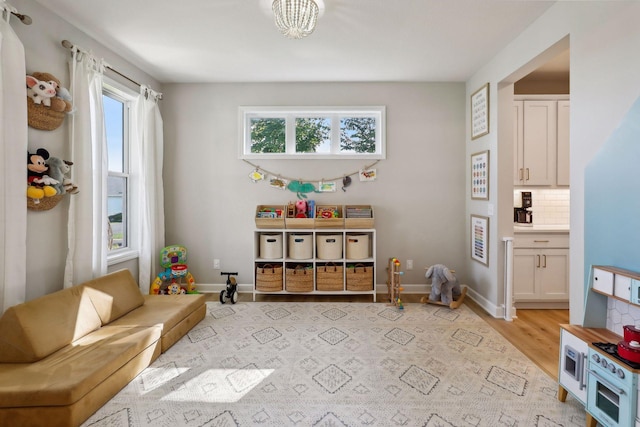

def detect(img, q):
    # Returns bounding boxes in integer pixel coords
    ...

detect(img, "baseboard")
[197,283,431,294]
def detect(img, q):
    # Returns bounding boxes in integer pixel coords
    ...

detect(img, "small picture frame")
[471,83,489,140]
[470,215,489,266]
[471,150,489,200]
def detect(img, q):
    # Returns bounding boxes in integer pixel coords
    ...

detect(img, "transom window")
[239,107,386,159]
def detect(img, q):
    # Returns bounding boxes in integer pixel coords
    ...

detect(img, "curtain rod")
[61,39,162,100]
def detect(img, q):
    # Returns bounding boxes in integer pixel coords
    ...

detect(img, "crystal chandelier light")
[272,0,319,39]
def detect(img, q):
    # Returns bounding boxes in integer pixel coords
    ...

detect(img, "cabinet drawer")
[592,268,614,295]
[513,233,569,248]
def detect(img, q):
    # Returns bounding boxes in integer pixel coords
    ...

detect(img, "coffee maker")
[514,191,533,224]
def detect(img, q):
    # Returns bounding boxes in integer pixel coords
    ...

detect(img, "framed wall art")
[470,214,489,266]
[471,83,489,140]
[471,150,489,200]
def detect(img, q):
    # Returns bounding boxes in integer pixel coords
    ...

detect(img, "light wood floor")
[207,292,568,381]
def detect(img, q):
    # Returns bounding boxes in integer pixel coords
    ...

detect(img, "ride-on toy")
[219,271,239,304]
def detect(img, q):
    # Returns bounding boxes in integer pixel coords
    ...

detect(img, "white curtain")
[133,86,164,294]
[64,48,107,288]
[0,2,27,311]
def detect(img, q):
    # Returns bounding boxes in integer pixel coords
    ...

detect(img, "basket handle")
[261,264,275,273]
[319,262,338,273]
[349,263,367,273]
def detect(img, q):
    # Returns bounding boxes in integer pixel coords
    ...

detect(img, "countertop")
[514,224,570,233]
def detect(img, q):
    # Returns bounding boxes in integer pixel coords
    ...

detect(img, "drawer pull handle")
[534,240,549,243]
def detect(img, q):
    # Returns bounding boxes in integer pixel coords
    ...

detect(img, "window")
[103,81,137,262]
[240,106,385,159]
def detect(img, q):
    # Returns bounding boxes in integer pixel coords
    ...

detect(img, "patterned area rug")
[82,302,585,426]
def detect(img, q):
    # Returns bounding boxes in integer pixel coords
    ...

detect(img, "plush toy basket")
[255,264,283,292]
[316,263,344,291]
[27,194,64,211]
[27,97,65,131]
[285,264,314,292]
[346,263,374,291]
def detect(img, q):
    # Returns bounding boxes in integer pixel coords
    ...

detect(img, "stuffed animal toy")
[27,72,72,113]
[47,157,79,195]
[295,199,308,218]
[425,264,461,305]
[27,148,58,200]
[26,75,57,107]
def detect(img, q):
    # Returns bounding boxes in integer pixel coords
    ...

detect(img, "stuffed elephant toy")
[426,264,461,305]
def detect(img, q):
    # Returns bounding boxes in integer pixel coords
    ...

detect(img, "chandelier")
[272,0,319,39]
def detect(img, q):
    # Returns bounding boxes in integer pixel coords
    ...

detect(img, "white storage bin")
[317,234,342,260]
[289,233,313,259]
[346,234,369,260]
[260,233,282,259]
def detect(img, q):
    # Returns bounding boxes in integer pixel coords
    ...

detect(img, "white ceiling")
[34,0,558,84]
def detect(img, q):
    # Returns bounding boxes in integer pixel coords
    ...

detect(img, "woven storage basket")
[346,264,374,291]
[27,97,66,131]
[316,263,343,291]
[255,264,283,292]
[27,194,63,211]
[285,265,314,292]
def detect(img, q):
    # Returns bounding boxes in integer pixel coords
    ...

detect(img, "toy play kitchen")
[559,265,640,427]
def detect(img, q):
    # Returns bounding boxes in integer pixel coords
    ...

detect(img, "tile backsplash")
[514,189,570,225]
[607,298,640,336]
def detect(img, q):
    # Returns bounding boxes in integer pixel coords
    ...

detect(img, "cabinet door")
[513,249,537,299]
[522,100,557,185]
[513,101,524,185]
[538,249,569,300]
[557,100,570,186]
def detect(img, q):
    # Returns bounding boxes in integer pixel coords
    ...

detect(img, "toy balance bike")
[219,271,239,304]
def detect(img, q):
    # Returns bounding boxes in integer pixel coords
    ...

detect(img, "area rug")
[82,302,585,426]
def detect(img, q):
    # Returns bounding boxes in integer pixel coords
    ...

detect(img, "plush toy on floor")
[420,264,467,309]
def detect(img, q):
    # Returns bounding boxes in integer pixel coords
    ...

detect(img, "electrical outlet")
[213,259,220,269]
[406,259,413,270]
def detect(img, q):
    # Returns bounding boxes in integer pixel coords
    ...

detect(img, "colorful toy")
[295,199,308,218]
[420,264,467,309]
[386,258,404,309]
[150,245,197,295]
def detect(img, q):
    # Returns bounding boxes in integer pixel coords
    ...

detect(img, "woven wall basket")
[27,97,65,131]
[27,194,63,211]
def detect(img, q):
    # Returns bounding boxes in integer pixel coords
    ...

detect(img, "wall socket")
[213,259,220,269]
[406,259,413,270]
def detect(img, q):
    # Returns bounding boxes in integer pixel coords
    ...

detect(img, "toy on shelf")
[420,264,467,309]
[150,245,197,295]
[386,258,404,309]
[219,271,239,304]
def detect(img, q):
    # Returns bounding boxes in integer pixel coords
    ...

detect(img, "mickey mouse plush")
[27,148,58,201]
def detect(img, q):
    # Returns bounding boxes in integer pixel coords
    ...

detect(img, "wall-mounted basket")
[27,98,66,131]
[27,194,64,211]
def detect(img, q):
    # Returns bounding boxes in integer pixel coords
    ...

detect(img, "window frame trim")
[239,106,386,160]
[102,79,139,264]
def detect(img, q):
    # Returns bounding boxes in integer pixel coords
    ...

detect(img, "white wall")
[161,82,466,290]
[465,1,640,322]
[12,0,159,299]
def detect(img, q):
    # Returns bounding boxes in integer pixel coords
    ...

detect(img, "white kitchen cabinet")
[513,233,569,302]
[513,97,569,187]
[557,100,570,186]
